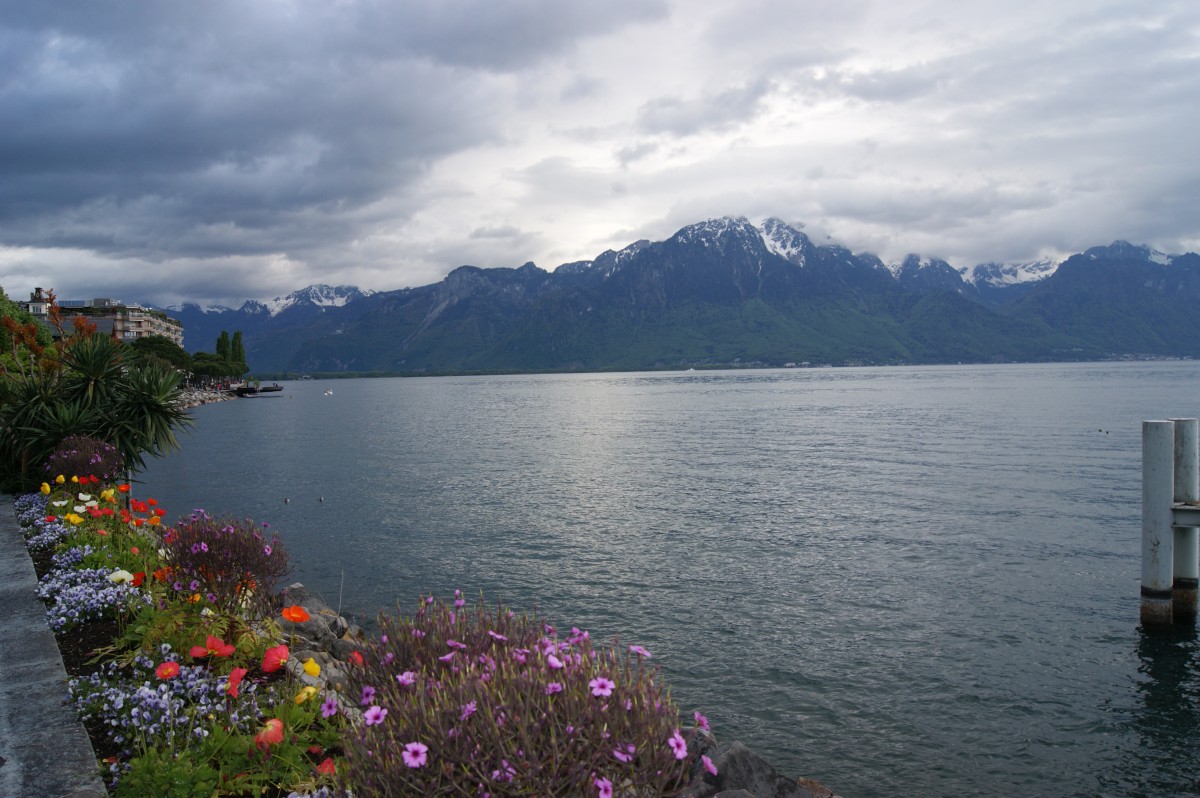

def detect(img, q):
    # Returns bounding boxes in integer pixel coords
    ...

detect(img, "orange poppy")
[317,758,336,775]
[262,644,289,673]
[281,605,311,623]
[254,718,284,748]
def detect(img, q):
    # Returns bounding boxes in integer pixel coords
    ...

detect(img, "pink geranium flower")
[547,653,565,670]
[589,676,615,697]
[364,705,388,726]
[594,776,613,798]
[402,741,429,768]
[694,710,710,730]
[702,754,719,776]
[629,644,652,658]
[545,682,563,695]
[396,671,417,686]
[668,729,687,759]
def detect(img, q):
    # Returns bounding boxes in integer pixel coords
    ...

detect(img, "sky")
[1,0,1197,309]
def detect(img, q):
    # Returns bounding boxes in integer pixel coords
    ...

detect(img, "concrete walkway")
[0,497,106,798]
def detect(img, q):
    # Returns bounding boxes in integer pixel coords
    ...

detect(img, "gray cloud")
[1,0,1198,308]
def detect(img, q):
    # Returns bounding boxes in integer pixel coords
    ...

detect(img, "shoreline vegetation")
[16,474,840,797]
[1,309,839,796]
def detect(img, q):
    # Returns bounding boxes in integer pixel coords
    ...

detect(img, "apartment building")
[23,288,185,347]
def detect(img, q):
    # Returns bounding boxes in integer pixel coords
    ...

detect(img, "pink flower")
[364,705,388,726]
[512,648,529,664]
[612,743,636,763]
[438,652,456,663]
[589,676,615,697]
[396,671,417,686]
[460,701,477,720]
[547,653,565,670]
[402,741,428,768]
[694,710,710,730]
[412,628,425,638]
[629,644,652,658]
[446,639,467,650]
[361,685,376,705]
[594,776,613,798]
[702,754,719,776]
[487,630,508,642]
[545,682,563,695]
[668,729,687,759]
[321,696,338,718]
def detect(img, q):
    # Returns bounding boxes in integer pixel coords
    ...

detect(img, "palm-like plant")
[0,310,192,490]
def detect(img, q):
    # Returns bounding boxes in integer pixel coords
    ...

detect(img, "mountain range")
[162,217,1200,374]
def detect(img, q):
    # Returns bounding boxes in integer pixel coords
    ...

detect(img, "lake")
[141,361,1200,797]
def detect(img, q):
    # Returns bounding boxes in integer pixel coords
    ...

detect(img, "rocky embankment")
[177,387,238,410]
[279,582,843,798]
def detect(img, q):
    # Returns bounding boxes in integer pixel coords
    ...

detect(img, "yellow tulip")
[55,475,65,484]
[40,482,50,495]
[63,513,84,525]
[303,657,321,677]
[100,488,116,503]
[70,475,79,483]
[294,686,319,704]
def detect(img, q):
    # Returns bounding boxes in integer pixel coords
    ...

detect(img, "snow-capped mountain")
[263,284,375,316]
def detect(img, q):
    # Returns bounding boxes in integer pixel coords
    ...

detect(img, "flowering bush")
[37,564,151,632]
[162,510,289,617]
[44,435,125,483]
[338,596,695,797]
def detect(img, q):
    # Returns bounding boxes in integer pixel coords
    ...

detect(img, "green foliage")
[128,334,193,371]
[231,330,246,367]
[114,747,220,798]
[43,435,125,482]
[0,316,191,491]
[215,330,231,362]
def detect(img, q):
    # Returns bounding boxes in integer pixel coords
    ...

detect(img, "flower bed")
[17,477,721,797]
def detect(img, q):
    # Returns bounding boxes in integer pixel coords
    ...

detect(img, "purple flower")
[446,639,467,650]
[629,644,652,658]
[545,682,563,695]
[460,701,476,721]
[402,741,428,768]
[512,649,529,664]
[546,653,565,670]
[363,705,388,726]
[396,671,417,686]
[263,545,272,556]
[613,742,636,763]
[702,754,719,776]
[438,652,456,663]
[668,729,687,759]
[694,711,710,730]
[361,685,376,705]
[589,676,615,697]
[487,630,508,642]
[412,629,425,639]
[321,696,338,718]
[595,776,613,798]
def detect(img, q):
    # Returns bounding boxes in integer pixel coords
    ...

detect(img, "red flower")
[308,745,324,755]
[347,650,364,667]
[152,567,170,582]
[154,508,166,517]
[227,667,248,698]
[281,605,310,623]
[45,515,56,523]
[131,571,145,587]
[130,546,139,554]
[130,499,147,513]
[254,718,284,748]
[118,484,131,493]
[147,498,158,506]
[316,758,336,775]
[155,661,180,679]
[262,644,289,673]
[190,635,236,659]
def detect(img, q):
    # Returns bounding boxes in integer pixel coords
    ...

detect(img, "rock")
[684,742,842,798]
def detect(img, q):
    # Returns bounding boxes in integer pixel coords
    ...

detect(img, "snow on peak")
[263,284,373,316]
[886,254,952,279]
[959,260,1057,287]
[758,218,811,265]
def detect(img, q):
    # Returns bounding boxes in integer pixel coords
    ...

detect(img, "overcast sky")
[1,1,1197,308]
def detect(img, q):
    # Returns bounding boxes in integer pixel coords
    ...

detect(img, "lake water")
[140,362,1200,797]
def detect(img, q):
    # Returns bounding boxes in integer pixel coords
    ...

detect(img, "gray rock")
[684,741,841,798]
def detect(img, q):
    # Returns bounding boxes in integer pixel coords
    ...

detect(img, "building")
[23,288,185,347]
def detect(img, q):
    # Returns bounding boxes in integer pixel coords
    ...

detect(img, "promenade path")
[0,497,106,798]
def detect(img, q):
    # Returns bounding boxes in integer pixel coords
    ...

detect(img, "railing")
[1141,419,1200,626]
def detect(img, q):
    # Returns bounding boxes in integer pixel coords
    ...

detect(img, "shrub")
[338,595,694,797]
[43,434,125,482]
[162,510,289,618]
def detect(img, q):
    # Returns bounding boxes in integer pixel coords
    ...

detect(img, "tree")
[0,322,191,491]
[215,330,231,362]
[127,335,192,371]
[231,330,246,369]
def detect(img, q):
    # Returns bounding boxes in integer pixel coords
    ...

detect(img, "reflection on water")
[142,362,1200,797]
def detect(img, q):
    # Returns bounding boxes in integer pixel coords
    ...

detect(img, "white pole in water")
[1171,418,1199,621]
[1142,420,1175,627]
